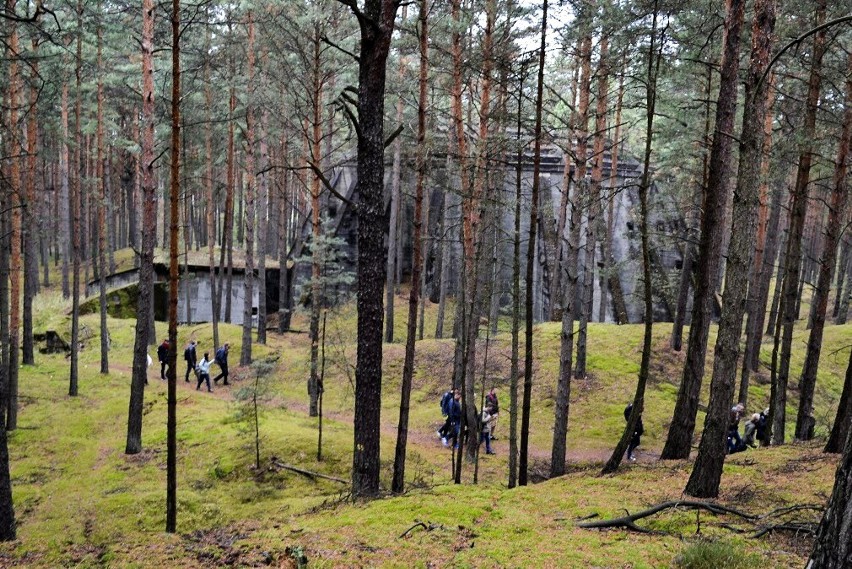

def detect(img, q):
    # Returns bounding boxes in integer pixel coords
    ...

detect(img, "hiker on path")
[743,413,760,449]
[157,339,170,380]
[624,403,644,462]
[184,340,197,382]
[196,352,212,392]
[213,343,230,385]
[438,388,455,444]
[485,387,500,440]
[727,403,745,453]
[446,390,463,449]
[480,405,496,455]
[756,408,770,446]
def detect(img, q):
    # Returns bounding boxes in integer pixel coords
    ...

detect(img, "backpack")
[440,391,453,417]
[215,347,225,365]
[184,347,192,361]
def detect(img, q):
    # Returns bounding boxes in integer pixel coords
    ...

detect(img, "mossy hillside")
[1,285,847,566]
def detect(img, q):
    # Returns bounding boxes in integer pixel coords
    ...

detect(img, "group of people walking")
[155,339,230,392]
[728,403,769,453]
[437,387,500,456]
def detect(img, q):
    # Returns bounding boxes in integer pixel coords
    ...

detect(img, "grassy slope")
[0,283,846,567]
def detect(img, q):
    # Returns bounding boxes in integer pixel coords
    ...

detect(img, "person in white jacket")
[480,406,496,455]
[195,352,213,392]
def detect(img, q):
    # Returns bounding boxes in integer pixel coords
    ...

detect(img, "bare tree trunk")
[807,389,852,567]
[826,346,852,454]
[836,253,852,325]
[672,63,713,350]
[601,63,625,324]
[256,110,270,345]
[22,32,39,368]
[0,144,15,540]
[660,0,744,460]
[346,0,402,499]
[126,0,156,453]
[6,1,21,430]
[575,35,608,379]
[519,0,546,486]
[795,51,851,441]
[204,19,219,349]
[772,0,827,446]
[240,11,256,368]
[384,45,405,344]
[684,0,775,498]
[602,1,661,475]
[435,168,453,339]
[165,0,181,533]
[61,83,71,299]
[97,12,110,375]
[392,0,428,493]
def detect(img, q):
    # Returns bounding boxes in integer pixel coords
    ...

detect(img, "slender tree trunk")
[826,346,852,454]
[836,253,852,325]
[97,12,110,375]
[240,11,256,367]
[204,19,219,349]
[601,63,624,324]
[392,0,428,493]
[684,0,775,498]
[384,41,405,344]
[308,28,324,416]
[772,0,827,446]
[660,0,745,460]
[0,151,14,541]
[435,171,453,339]
[602,1,661,475]
[126,0,156,453]
[519,0,546,486]
[22,33,39,367]
[256,110,270,345]
[575,35,608,379]
[795,51,851,441]
[672,63,713,350]
[347,0,401,499]
[6,0,21,430]
[61,83,71,300]
[219,54,236,324]
[508,63,524,489]
[165,0,180,533]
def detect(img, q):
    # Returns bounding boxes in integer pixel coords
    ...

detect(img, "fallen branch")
[752,522,819,539]
[578,500,758,532]
[399,522,428,539]
[271,460,348,484]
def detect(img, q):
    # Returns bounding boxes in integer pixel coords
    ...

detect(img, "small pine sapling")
[233,358,277,470]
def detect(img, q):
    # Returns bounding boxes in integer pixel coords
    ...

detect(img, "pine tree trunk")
[773,0,827,446]
[384,51,404,344]
[836,253,852,325]
[795,51,851,441]
[602,2,661,475]
[256,110,269,345]
[807,397,852,567]
[520,0,547,486]
[165,0,180,532]
[601,64,625,324]
[434,172,453,339]
[6,9,21,429]
[826,346,852,454]
[204,20,220,349]
[61,83,71,299]
[672,63,713,350]
[684,0,774,498]
[22,34,39,368]
[0,173,13,541]
[391,0,428,493]
[660,0,744,460]
[240,12,256,368]
[126,0,156,453]
[348,0,401,499]
[575,36,608,379]
[97,14,110,375]
[219,56,236,324]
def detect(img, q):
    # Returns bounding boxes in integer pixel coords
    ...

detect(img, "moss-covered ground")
[0,270,846,567]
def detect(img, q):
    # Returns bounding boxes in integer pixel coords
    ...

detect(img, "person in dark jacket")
[447,390,463,449]
[183,340,197,382]
[157,339,170,380]
[755,408,770,446]
[212,343,230,385]
[624,403,644,461]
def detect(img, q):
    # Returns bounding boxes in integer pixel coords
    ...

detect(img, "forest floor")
[0,277,846,568]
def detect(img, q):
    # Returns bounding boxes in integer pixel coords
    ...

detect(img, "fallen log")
[271,459,347,484]
[578,500,758,532]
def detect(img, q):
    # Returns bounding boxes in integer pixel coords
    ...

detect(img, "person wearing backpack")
[485,387,500,440]
[212,343,230,385]
[183,340,197,383]
[446,390,463,449]
[624,403,644,462]
[156,339,170,380]
[438,389,455,444]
